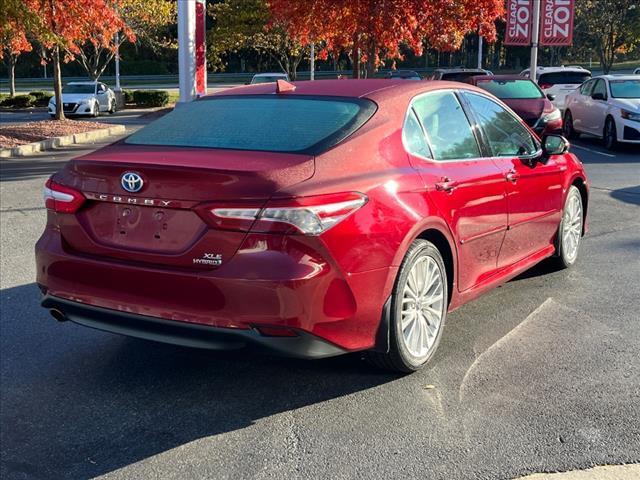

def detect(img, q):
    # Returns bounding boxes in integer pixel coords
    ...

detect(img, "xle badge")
[193,253,222,266]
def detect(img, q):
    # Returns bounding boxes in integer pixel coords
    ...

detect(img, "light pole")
[310,43,315,81]
[477,34,483,69]
[529,0,541,80]
[178,0,196,102]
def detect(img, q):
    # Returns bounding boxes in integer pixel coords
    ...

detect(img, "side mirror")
[542,134,570,159]
[591,92,605,101]
[546,93,556,101]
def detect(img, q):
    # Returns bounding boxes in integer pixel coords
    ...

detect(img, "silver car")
[48,81,117,118]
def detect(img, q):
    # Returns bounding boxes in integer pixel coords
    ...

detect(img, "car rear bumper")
[41,295,347,359]
[36,226,394,353]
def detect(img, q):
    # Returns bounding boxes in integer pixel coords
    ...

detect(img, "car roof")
[592,74,639,81]
[523,66,591,73]
[208,79,490,105]
[435,68,488,73]
[252,73,287,77]
[471,74,530,81]
[67,81,98,85]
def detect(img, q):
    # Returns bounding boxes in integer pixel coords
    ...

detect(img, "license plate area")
[80,202,206,254]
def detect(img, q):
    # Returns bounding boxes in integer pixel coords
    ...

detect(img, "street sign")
[539,0,575,46]
[505,0,533,46]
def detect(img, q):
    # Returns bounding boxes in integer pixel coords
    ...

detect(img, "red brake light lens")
[539,83,553,90]
[43,179,85,213]
[199,192,368,235]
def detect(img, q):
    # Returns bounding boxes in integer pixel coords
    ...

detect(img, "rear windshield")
[476,79,544,99]
[125,95,376,154]
[609,79,640,98]
[63,84,95,94]
[441,71,486,82]
[538,71,591,85]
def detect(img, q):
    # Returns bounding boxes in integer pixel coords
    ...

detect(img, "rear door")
[461,91,563,267]
[404,90,508,291]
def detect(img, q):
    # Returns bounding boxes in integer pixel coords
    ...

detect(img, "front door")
[461,91,563,267]
[404,90,508,291]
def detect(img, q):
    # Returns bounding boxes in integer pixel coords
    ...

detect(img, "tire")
[92,103,99,118]
[108,100,116,114]
[553,185,583,269]
[563,110,579,139]
[603,116,618,150]
[365,240,448,372]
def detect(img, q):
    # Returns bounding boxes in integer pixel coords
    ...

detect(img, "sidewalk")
[517,464,640,479]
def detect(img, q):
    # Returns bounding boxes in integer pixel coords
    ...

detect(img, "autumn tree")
[269,0,504,78]
[0,17,33,97]
[74,0,176,80]
[207,0,308,79]
[23,0,127,119]
[575,0,640,73]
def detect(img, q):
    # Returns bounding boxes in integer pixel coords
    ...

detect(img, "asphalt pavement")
[0,130,639,479]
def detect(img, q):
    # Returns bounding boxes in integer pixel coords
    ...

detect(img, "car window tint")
[539,71,591,85]
[464,92,538,157]
[126,96,376,154]
[476,79,543,99]
[592,79,607,98]
[580,80,595,95]
[609,79,640,98]
[412,91,480,161]
[402,109,431,158]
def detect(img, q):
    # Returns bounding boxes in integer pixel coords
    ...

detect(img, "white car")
[48,81,116,118]
[563,75,640,150]
[520,66,591,111]
[634,68,640,75]
[249,73,290,84]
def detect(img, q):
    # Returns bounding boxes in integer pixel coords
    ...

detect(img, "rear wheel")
[553,185,583,269]
[563,110,579,139]
[603,117,618,150]
[366,240,447,372]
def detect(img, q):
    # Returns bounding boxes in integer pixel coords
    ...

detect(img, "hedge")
[132,90,169,107]
[122,89,134,104]
[1,94,35,108]
[29,91,53,107]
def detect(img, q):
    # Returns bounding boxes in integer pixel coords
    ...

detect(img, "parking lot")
[0,129,639,479]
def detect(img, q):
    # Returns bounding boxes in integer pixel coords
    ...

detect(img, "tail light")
[43,178,85,213]
[199,192,367,235]
[539,83,553,90]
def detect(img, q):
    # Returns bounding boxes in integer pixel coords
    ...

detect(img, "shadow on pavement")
[0,283,399,479]
[610,185,640,206]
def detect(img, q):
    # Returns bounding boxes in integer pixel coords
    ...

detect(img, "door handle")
[435,177,458,192]
[506,170,520,183]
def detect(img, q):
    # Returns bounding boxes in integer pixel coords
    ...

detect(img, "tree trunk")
[352,36,361,79]
[9,57,16,97]
[53,46,65,121]
[365,41,377,79]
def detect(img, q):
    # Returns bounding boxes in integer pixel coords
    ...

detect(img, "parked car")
[37,79,588,372]
[563,75,640,150]
[249,72,290,84]
[430,68,493,82]
[633,68,640,75]
[465,75,562,135]
[48,81,116,118]
[387,70,421,80]
[520,66,591,111]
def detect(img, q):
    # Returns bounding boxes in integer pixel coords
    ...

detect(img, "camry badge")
[121,172,144,193]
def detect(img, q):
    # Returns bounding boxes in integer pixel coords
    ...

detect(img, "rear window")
[125,95,377,154]
[441,71,486,82]
[476,79,544,99]
[538,71,591,85]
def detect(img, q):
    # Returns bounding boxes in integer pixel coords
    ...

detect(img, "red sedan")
[36,79,588,372]
[466,75,563,136]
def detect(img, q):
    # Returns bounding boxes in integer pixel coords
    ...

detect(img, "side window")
[592,79,607,99]
[412,91,481,161]
[580,80,594,96]
[463,92,538,157]
[402,109,432,158]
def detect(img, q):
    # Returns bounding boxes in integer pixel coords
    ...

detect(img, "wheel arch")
[571,176,589,234]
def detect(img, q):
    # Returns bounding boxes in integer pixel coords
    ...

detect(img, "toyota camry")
[36,79,589,372]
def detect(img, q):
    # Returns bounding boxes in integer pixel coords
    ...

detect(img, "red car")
[36,79,588,372]
[466,75,563,136]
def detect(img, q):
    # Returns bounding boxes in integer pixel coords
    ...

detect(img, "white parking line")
[571,144,616,158]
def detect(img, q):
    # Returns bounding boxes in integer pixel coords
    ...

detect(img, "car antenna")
[276,79,296,93]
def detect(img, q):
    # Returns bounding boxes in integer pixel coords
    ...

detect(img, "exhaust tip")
[49,308,67,322]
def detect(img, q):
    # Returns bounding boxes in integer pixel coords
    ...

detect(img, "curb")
[0,125,126,158]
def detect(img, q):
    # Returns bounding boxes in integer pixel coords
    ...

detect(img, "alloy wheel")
[400,255,445,358]
[562,192,582,263]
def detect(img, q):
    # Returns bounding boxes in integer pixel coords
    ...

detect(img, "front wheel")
[108,99,116,114]
[603,117,618,150]
[365,240,448,372]
[554,185,583,269]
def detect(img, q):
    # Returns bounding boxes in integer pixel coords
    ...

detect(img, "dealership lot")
[1,136,639,479]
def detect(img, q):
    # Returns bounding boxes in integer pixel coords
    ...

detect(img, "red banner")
[540,0,575,46]
[195,0,207,96]
[505,0,533,46]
